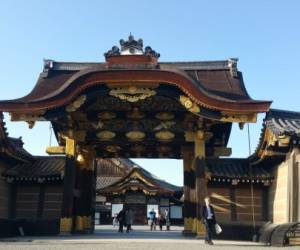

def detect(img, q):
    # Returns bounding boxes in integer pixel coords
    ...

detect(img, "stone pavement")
[0,225,296,250]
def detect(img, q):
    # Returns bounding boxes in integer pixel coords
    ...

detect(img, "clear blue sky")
[0,1,299,186]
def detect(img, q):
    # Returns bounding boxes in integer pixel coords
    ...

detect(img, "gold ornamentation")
[60,217,72,233]
[97,130,116,141]
[126,131,146,141]
[155,130,175,141]
[75,216,84,231]
[109,86,156,102]
[130,172,156,187]
[65,137,75,157]
[92,121,104,129]
[98,111,116,120]
[196,220,206,236]
[46,146,65,155]
[196,130,205,140]
[26,121,35,129]
[184,131,195,142]
[9,111,46,122]
[278,135,290,146]
[213,147,232,157]
[153,121,176,131]
[220,113,257,123]
[82,216,91,229]
[179,95,200,113]
[192,218,198,234]
[106,145,121,153]
[184,217,193,232]
[155,112,175,120]
[66,95,86,112]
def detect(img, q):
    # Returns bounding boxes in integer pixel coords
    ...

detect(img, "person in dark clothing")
[125,208,133,233]
[201,196,216,245]
[117,208,126,233]
[157,211,164,231]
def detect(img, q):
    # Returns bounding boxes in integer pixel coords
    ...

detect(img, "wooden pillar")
[182,147,194,235]
[84,158,96,233]
[74,160,85,233]
[73,148,96,233]
[230,186,237,221]
[90,159,97,233]
[194,130,206,237]
[60,136,76,234]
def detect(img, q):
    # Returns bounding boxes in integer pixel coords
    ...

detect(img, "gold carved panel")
[97,130,116,141]
[109,86,156,103]
[155,130,175,141]
[126,131,146,141]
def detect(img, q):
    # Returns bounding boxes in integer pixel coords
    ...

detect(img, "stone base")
[182,230,196,237]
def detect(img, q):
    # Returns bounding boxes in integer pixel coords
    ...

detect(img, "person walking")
[117,208,126,233]
[157,211,164,231]
[164,208,170,231]
[149,208,156,231]
[125,208,133,233]
[112,213,118,228]
[201,196,216,245]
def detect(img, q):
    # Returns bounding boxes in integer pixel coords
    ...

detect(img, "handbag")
[215,223,222,234]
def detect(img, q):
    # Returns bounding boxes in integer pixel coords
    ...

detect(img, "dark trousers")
[204,219,214,242]
[126,224,131,232]
[119,221,124,233]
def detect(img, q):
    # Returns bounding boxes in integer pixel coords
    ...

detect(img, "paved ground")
[0,225,296,250]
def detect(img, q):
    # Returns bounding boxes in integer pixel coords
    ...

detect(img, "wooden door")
[125,204,147,225]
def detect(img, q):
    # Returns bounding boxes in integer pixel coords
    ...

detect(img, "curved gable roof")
[0,59,271,113]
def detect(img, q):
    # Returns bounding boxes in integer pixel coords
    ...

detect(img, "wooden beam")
[212,147,232,157]
[220,113,257,123]
[46,146,65,155]
[9,111,46,121]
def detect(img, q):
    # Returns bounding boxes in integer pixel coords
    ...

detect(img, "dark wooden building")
[0,112,65,236]
[95,158,133,224]
[96,158,182,225]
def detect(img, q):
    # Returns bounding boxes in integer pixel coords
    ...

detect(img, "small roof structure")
[96,158,137,190]
[0,112,33,163]
[251,109,300,165]
[2,156,65,183]
[205,158,273,184]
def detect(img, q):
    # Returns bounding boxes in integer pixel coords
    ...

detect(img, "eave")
[0,67,271,116]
